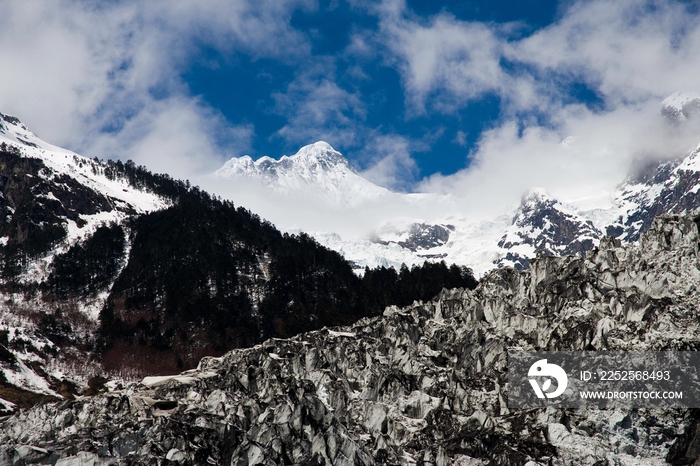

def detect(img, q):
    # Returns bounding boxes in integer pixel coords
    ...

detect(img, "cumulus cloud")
[377,0,700,114]
[273,61,366,148]
[0,0,311,176]
[511,0,700,104]
[377,4,508,115]
[88,97,255,181]
[377,0,700,215]
[418,102,700,217]
[358,134,419,191]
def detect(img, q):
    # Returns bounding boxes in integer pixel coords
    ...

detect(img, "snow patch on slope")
[661,91,700,121]
[0,112,167,215]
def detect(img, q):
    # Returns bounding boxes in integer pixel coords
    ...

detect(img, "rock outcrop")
[2,212,700,465]
[497,189,603,270]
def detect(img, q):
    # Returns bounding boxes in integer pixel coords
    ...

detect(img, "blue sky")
[1,0,700,206]
[182,0,562,183]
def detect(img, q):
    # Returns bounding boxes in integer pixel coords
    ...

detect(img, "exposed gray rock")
[611,149,700,243]
[497,189,602,270]
[2,212,700,465]
[373,222,453,253]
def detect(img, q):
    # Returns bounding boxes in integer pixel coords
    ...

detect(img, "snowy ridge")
[213,141,389,208]
[0,112,171,404]
[0,113,169,308]
[0,112,167,215]
[310,230,428,272]
[495,188,603,270]
[605,145,700,243]
[0,112,168,283]
[209,147,596,276]
[661,91,700,121]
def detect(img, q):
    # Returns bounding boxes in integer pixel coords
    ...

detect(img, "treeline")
[361,261,476,309]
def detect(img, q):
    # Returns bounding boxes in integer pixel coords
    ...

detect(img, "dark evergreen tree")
[46,224,126,297]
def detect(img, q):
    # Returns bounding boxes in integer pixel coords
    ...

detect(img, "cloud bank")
[0,0,311,180]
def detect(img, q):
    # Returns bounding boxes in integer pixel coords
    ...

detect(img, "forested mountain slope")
[0,112,477,412]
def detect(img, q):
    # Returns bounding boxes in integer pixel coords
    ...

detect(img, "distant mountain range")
[210,97,700,276]
[213,141,388,207]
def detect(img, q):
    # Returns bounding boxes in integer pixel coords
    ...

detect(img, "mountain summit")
[496,188,602,270]
[213,141,388,208]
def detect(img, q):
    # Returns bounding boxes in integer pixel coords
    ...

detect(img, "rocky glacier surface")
[3,211,700,465]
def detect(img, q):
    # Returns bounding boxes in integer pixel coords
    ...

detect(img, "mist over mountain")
[203,96,700,277]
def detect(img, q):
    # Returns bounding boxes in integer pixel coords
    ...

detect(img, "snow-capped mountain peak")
[288,140,348,166]
[0,112,51,151]
[220,141,348,175]
[212,141,389,207]
[206,91,700,278]
[519,186,551,207]
[496,188,602,269]
[661,91,700,121]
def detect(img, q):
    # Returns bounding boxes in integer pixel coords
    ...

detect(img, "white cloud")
[273,61,366,148]
[358,134,419,191]
[4,0,700,233]
[87,96,254,181]
[377,0,700,115]
[419,102,700,217]
[510,0,700,104]
[376,0,700,214]
[0,0,311,177]
[378,5,508,114]
[453,130,467,146]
